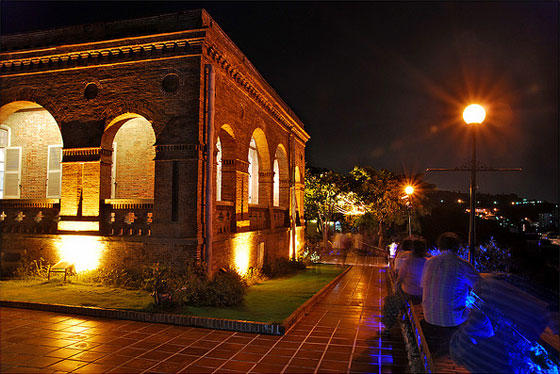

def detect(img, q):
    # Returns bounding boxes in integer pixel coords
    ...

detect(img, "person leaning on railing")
[393,237,414,275]
[420,232,481,357]
[380,237,429,336]
[396,238,429,304]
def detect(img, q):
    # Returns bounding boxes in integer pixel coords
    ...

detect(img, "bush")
[207,269,246,307]
[176,266,247,307]
[14,256,49,278]
[243,267,268,286]
[262,257,306,278]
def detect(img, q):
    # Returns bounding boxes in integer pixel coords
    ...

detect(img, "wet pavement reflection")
[1,263,409,373]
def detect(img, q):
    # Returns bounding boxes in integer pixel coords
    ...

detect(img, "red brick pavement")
[0,265,409,373]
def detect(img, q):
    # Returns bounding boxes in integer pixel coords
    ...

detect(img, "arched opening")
[216,137,223,201]
[294,165,303,224]
[248,128,270,206]
[273,159,279,206]
[103,115,155,199]
[273,144,289,208]
[248,137,259,204]
[0,101,62,199]
[216,124,236,202]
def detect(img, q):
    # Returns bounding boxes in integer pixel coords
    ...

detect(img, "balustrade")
[272,207,289,228]
[215,202,234,234]
[101,199,153,236]
[0,199,60,234]
[248,205,270,231]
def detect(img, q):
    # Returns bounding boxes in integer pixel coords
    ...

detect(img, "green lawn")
[181,264,344,323]
[0,264,344,323]
[0,279,153,310]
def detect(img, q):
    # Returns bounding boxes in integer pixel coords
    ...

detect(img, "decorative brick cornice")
[155,143,202,160]
[62,147,110,162]
[0,38,203,75]
[204,45,310,143]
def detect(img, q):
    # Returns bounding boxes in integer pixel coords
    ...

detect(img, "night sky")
[2,1,558,202]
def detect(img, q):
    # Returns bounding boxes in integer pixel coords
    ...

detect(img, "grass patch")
[0,279,152,310]
[0,264,344,323]
[174,264,344,323]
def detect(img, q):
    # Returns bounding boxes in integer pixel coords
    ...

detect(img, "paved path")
[0,264,409,373]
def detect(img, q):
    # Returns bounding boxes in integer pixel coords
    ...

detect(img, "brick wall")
[3,109,62,199]
[1,233,199,272]
[113,118,155,199]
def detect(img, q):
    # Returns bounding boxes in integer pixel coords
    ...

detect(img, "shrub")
[176,266,247,307]
[14,256,49,278]
[207,268,246,307]
[262,257,306,278]
[142,263,177,306]
[243,267,267,286]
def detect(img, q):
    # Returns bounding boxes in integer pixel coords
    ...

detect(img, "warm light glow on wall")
[58,221,99,232]
[57,235,103,272]
[232,233,252,275]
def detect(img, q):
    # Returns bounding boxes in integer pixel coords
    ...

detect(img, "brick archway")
[102,114,156,200]
[0,101,63,199]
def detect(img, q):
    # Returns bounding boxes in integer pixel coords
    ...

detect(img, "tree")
[348,167,431,248]
[304,167,348,250]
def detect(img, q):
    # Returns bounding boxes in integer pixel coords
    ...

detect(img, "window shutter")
[4,147,21,198]
[111,142,117,198]
[46,145,62,198]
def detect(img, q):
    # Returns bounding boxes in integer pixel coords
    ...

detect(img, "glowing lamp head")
[405,185,414,195]
[463,104,486,125]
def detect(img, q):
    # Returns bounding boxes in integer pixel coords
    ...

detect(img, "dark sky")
[2,1,558,202]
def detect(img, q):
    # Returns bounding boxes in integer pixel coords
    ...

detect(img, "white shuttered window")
[46,145,62,198]
[4,146,22,199]
[0,128,7,198]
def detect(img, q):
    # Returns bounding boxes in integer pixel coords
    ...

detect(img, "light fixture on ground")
[463,104,486,265]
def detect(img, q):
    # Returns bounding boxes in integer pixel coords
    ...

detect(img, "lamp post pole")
[468,128,477,265]
[463,103,485,266]
[404,185,414,237]
[408,206,412,237]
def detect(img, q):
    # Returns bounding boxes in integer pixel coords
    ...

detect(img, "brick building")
[0,10,309,274]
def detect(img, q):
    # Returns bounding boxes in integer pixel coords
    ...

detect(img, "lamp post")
[463,104,486,265]
[404,185,414,237]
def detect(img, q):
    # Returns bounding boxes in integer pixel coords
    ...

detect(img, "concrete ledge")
[0,300,285,335]
[0,264,350,336]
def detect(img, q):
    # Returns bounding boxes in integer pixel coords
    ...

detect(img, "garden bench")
[48,261,75,282]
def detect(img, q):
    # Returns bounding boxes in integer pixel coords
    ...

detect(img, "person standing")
[380,237,429,336]
[420,232,480,357]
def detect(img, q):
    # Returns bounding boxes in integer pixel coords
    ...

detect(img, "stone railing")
[0,199,60,234]
[215,202,234,235]
[101,199,153,236]
[272,207,289,228]
[248,205,270,231]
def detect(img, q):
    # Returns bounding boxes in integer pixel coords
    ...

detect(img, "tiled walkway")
[0,264,409,373]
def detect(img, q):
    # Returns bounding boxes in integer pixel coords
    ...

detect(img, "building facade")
[0,10,309,274]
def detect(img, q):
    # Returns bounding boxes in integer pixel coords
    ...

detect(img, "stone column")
[152,144,203,240]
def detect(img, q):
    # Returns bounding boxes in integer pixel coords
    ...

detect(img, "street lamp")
[404,185,414,236]
[463,104,486,265]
